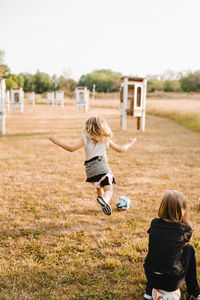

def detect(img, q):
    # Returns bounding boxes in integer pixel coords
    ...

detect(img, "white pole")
[2,114,6,135]
[0,79,6,135]
[6,91,10,111]
[20,90,24,113]
[141,79,147,131]
[122,77,128,131]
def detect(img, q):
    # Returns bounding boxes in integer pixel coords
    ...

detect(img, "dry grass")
[147,98,200,132]
[0,97,200,299]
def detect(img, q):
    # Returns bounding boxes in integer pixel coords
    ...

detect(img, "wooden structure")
[47,92,54,105]
[75,87,89,112]
[55,90,64,107]
[120,76,147,131]
[28,92,35,105]
[0,78,6,135]
[11,87,24,112]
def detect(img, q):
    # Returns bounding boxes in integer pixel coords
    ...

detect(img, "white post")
[122,77,128,131]
[85,89,89,112]
[55,90,64,108]
[5,90,10,111]
[20,90,24,112]
[11,88,24,113]
[28,92,35,106]
[141,79,147,131]
[75,88,79,112]
[75,87,89,113]
[0,78,6,135]
[47,92,54,105]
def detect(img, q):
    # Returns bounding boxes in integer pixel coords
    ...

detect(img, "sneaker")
[187,295,200,300]
[144,293,152,300]
[97,196,112,216]
[152,288,180,300]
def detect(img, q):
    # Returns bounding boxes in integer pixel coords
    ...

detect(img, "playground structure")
[47,92,54,105]
[11,87,24,112]
[75,87,89,112]
[0,78,6,135]
[120,76,147,131]
[55,90,64,107]
[28,92,35,105]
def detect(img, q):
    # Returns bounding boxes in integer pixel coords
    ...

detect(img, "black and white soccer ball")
[116,196,131,211]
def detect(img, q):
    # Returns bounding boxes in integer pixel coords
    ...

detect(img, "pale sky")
[1,0,200,80]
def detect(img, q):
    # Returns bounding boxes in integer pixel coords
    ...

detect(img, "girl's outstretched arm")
[109,138,136,153]
[49,135,84,152]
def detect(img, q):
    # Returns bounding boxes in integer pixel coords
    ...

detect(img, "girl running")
[49,115,136,216]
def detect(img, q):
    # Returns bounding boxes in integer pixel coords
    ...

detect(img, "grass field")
[147,96,200,132]
[0,97,200,299]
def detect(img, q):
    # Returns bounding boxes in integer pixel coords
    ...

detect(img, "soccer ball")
[152,288,181,300]
[116,196,130,210]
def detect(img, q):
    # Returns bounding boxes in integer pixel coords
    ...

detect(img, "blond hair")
[84,116,112,144]
[158,190,189,225]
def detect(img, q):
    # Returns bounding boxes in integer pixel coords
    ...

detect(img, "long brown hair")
[84,115,112,144]
[158,190,189,225]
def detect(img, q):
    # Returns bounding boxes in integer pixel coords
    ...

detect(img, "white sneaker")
[144,293,153,299]
[152,288,180,299]
[97,196,112,216]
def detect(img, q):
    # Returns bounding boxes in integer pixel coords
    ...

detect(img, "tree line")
[1,50,200,94]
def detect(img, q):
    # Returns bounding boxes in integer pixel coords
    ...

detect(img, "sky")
[1,0,200,81]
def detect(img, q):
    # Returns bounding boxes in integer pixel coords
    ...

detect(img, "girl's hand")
[130,137,137,144]
[49,135,57,144]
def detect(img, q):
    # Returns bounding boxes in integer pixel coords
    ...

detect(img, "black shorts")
[86,173,116,187]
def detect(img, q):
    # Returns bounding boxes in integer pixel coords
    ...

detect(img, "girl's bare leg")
[103,185,113,203]
[97,187,104,197]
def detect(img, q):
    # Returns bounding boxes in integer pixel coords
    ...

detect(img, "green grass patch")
[148,111,200,132]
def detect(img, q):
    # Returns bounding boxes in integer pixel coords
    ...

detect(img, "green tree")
[34,71,53,93]
[58,75,77,96]
[0,49,11,78]
[6,75,18,90]
[180,70,200,92]
[163,80,181,92]
[78,69,122,93]
[23,73,35,92]
[52,74,59,91]
[147,79,164,92]
[17,73,25,88]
